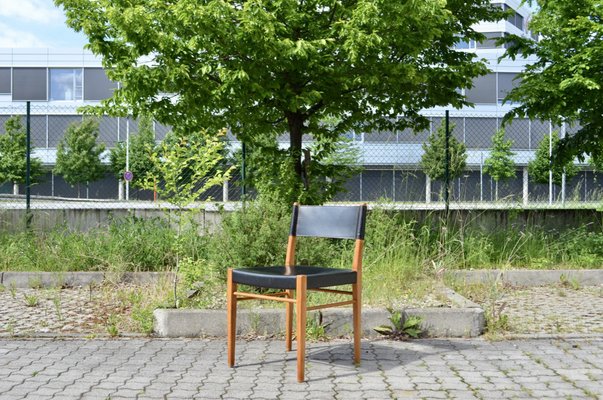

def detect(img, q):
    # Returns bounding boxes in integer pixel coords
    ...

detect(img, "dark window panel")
[431,117,465,143]
[530,120,550,150]
[477,32,502,49]
[394,169,426,202]
[450,117,465,142]
[30,115,47,148]
[515,14,524,30]
[0,68,10,94]
[465,117,498,148]
[12,68,47,101]
[48,115,83,147]
[333,173,361,201]
[98,116,118,147]
[364,129,396,143]
[83,68,117,100]
[118,118,139,142]
[431,117,444,134]
[466,73,496,104]
[498,73,521,101]
[398,127,429,144]
[361,169,394,201]
[504,118,530,149]
[0,115,45,147]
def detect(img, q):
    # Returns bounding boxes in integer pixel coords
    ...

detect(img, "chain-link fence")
[0,104,600,216]
[331,111,595,206]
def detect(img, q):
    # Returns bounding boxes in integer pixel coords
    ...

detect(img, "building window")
[456,38,476,49]
[49,69,83,101]
[84,68,118,101]
[498,72,521,103]
[0,68,11,94]
[466,73,497,104]
[12,68,47,101]
[477,32,503,49]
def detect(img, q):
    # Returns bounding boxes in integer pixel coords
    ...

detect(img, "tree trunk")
[12,182,18,195]
[286,111,304,182]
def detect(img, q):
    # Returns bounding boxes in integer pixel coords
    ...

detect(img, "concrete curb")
[448,269,603,286]
[153,292,485,339]
[0,271,173,288]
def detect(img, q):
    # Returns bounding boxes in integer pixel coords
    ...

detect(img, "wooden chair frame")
[227,204,366,382]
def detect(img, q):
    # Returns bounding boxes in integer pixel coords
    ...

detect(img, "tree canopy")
[420,121,467,182]
[0,116,44,187]
[528,130,578,186]
[109,114,157,187]
[57,0,503,202]
[503,0,603,166]
[484,128,515,201]
[484,128,515,183]
[55,118,106,195]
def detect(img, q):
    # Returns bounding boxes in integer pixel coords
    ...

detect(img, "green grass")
[2,201,603,310]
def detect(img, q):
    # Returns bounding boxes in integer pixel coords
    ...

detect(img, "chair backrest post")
[352,239,364,273]
[285,235,296,269]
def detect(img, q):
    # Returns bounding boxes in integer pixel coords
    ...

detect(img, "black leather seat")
[231,265,357,289]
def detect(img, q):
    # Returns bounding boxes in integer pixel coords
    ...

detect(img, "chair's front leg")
[227,268,237,367]
[295,275,307,382]
[352,281,361,365]
[285,289,293,351]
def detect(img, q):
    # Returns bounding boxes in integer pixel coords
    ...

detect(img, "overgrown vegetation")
[2,201,603,307]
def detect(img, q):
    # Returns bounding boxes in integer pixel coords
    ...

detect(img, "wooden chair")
[227,203,367,382]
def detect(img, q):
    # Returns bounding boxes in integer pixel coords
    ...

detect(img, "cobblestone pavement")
[0,287,137,336]
[0,337,602,399]
[497,284,603,335]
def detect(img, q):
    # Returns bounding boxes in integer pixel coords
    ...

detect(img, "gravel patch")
[497,284,603,335]
[0,287,102,335]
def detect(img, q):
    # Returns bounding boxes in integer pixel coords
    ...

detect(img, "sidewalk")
[1,337,602,399]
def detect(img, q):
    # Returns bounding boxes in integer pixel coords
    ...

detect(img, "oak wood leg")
[286,289,293,351]
[352,282,361,365]
[227,269,237,367]
[296,275,307,382]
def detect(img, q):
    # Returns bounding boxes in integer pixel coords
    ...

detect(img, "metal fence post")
[25,101,32,229]
[549,121,553,205]
[241,141,246,199]
[445,110,450,214]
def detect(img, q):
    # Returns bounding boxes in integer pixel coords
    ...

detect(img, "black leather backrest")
[290,204,367,240]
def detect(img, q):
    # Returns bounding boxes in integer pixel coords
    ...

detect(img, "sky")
[0,0,87,49]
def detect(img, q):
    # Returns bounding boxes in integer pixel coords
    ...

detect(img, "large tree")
[57,0,503,202]
[503,0,603,166]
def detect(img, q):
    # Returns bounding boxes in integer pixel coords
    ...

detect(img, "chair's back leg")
[286,289,294,351]
[296,275,307,382]
[227,268,237,367]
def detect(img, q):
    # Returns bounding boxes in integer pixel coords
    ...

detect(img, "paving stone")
[0,338,602,399]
